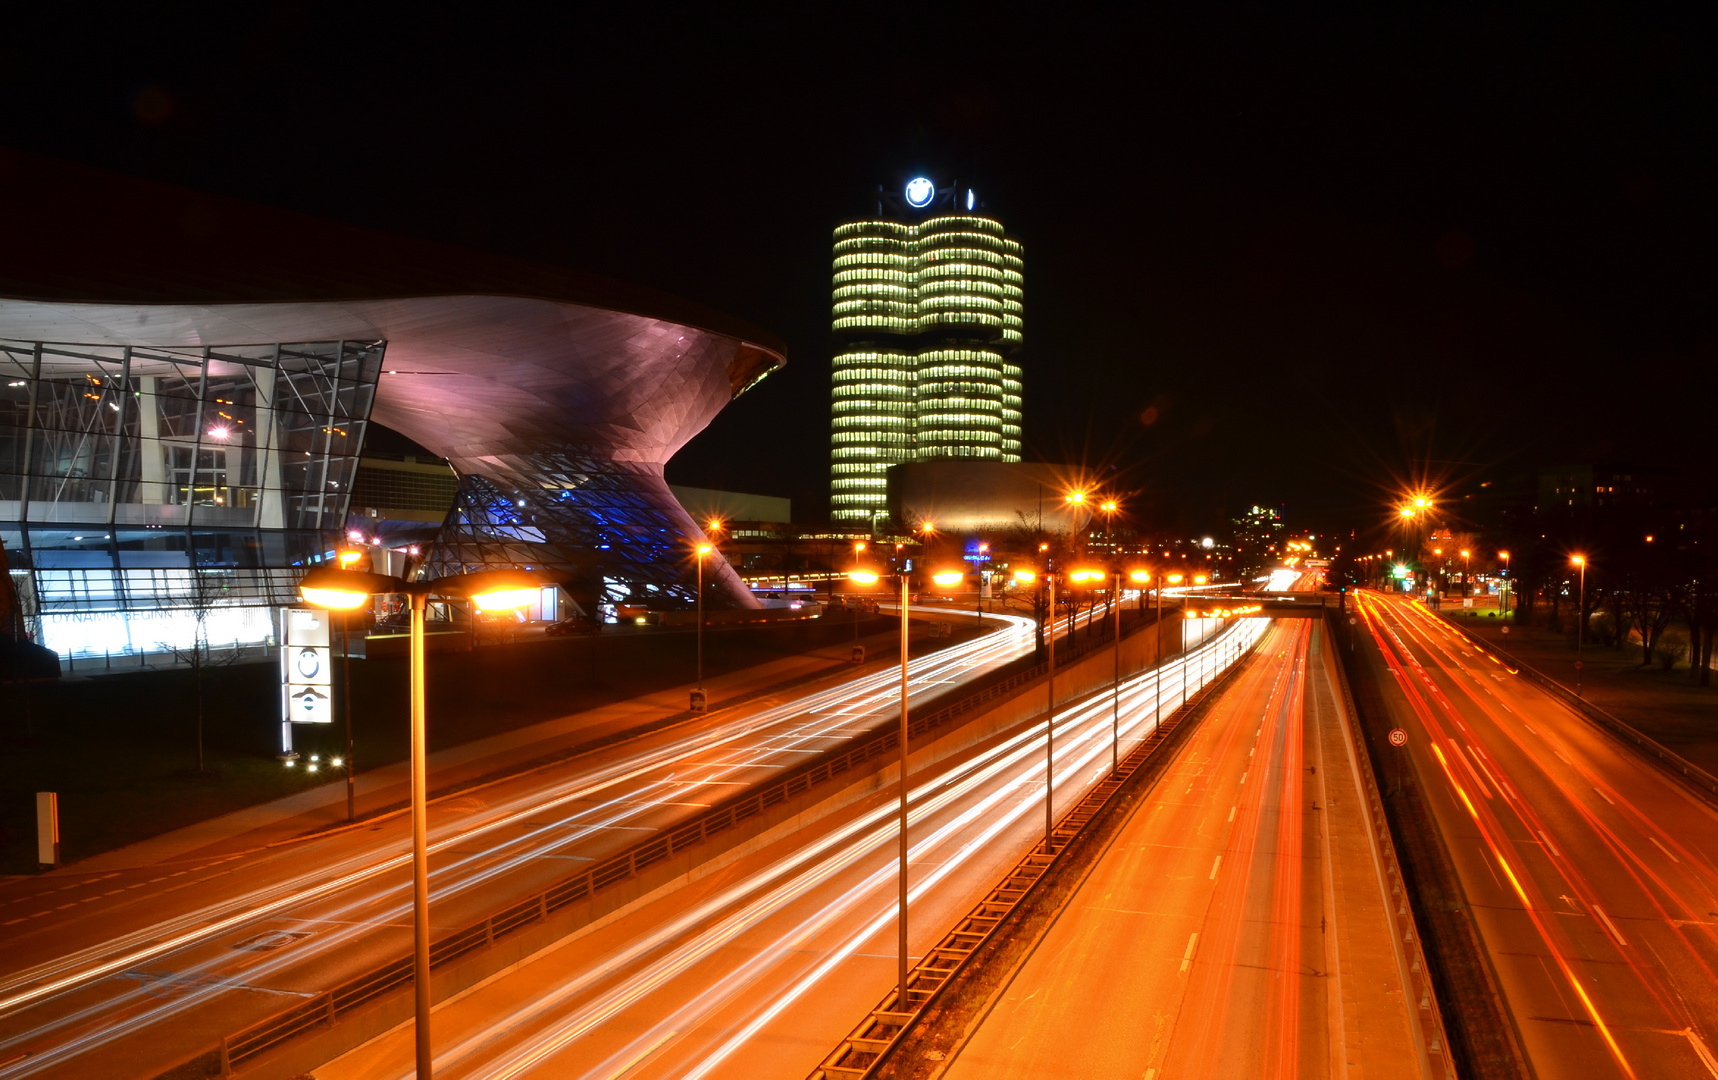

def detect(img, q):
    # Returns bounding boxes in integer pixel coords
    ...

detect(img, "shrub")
[1657,630,1689,671]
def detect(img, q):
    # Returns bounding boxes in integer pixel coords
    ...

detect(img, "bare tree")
[161,558,240,774]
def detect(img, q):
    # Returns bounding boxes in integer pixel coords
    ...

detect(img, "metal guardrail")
[809,622,1248,1080]
[1437,619,1718,800]
[1323,612,1456,1080]
[199,616,1153,1075]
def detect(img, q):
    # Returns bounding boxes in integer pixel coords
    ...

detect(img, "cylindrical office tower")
[829,182,1023,526]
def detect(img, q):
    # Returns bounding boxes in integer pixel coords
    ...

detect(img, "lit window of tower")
[829,179,1023,526]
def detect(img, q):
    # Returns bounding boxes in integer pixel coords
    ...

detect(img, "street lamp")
[1498,550,1511,617]
[297,564,539,1080]
[692,543,715,712]
[848,558,965,1017]
[1129,567,1151,614]
[1572,555,1587,696]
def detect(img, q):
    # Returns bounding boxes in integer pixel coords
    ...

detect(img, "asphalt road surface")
[314,617,1265,1080]
[0,611,1039,1079]
[943,616,1431,1079]
[1353,591,1718,1080]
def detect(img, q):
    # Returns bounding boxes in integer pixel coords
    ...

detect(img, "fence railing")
[809,619,1250,1079]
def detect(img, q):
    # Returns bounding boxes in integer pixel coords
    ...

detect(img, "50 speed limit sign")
[1388,728,1408,747]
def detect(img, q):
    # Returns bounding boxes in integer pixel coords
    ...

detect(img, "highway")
[1352,591,1718,1080]
[314,617,1265,1080]
[0,610,1040,1079]
[941,614,1431,1078]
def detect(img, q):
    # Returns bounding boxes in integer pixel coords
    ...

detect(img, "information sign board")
[282,608,333,724]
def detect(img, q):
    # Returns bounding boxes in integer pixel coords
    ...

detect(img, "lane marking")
[1180,932,1199,974]
[1227,806,1236,823]
[1209,856,1223,880]
[1538,830,1562,859]
[1593,786,1615,806]
[1687,1029,1718,1080]
[602,1028,679,1080]
[1593,903,1628,948]
[1649,836,1681,864]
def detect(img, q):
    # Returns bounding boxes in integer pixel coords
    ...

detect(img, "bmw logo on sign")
[904,177,935,208]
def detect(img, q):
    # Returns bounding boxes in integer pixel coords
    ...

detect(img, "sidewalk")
[49,617,964,876]
[1440,608,1718,777]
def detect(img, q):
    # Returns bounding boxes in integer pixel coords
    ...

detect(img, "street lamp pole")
[1155,577,1165,729]
[693,543,712,711]
[1045,571,1057,854]
[296,565,538,1080]
[895,567,910,1009]
[342,610,355,823]
[1573,555,1587,697]
[1112,572,1121,772]
[407,589,432,1079]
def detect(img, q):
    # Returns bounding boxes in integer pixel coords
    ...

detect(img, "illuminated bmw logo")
[904,177,935,208]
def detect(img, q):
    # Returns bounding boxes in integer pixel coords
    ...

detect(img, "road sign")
[282,608,333,724]
[1574,660,1585,670]
[1388,728,1408,747]
[1501,625,1510,634]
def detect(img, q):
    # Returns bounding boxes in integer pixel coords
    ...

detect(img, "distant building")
[886,461,1089,535]
[829,178,1024,527]
[0,150,784,664]
[1231,504,1285,579]
[1535,463,1670,514]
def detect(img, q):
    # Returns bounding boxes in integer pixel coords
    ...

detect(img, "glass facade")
[0,339,383,659]
[829,210,1024,525]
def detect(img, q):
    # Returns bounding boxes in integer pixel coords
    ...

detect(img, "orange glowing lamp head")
[1012,568,1038,585]
[1066,490,1086,505]
[1571,554,1585,567]
[847,566,882,586]
[1128,569,1151,584]
[695,543,714,557]
[1068,567,1106,585]
[931,567,965,587]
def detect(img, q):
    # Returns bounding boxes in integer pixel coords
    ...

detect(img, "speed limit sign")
[1388,729,1408,747]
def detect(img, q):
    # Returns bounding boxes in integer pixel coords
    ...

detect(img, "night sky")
[2,7,1713,537]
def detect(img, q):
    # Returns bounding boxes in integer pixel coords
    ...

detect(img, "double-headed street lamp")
[847,557,964,1016]
[298,564,539,1080]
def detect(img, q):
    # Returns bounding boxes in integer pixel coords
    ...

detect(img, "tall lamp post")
[1499,550,1511,617]
[1572,554,1587,696]
[297,564,539,1080]
[847,558,964,1016]
[692,542,714,712]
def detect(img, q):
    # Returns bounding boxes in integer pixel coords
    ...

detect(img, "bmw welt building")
[0,151,783,665]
